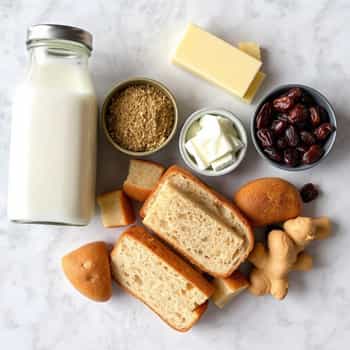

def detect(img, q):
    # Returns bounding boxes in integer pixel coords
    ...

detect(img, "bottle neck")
[28,40,90,68]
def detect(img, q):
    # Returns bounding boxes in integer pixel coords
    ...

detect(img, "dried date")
[256,102,273,129]
[302,144,323,164]
[314,123,335,141]
[300,131,316,146]
[257,128,274,147]
[288,104,308,124]
[284,148,300,167]
[300,183,319,203]
[309,106,321,127]
[276,137,288,149]
[285,125,300,147]
[264,147,283,162]
[273,95,294,112]
[271,119,288,136]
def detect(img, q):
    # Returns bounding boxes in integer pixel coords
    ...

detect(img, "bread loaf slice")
[97,190,135,228]
[123,160,165,201]
[111,226,214,332]
[141,165,254,277]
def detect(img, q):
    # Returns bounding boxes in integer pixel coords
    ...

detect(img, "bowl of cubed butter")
[179,108,248,176]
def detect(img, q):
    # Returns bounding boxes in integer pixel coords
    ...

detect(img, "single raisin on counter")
[300,183,319,203]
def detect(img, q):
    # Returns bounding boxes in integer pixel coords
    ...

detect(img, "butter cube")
[172,24,262,97]
[185,139,209,170]
[186,120,201,141]
[211,153,235,171]
[191,129,233,164]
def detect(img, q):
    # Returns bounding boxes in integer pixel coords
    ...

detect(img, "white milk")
[8,61,98,225]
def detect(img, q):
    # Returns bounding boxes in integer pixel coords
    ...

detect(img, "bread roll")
[62,242,112,302]
[234,177,302,227]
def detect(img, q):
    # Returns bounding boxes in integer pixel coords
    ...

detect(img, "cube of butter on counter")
[172,24,262,98]
[211,271,249,308]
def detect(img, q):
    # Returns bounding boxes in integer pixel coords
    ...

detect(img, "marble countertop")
[1,0,350,349]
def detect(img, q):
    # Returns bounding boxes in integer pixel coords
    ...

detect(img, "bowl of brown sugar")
[101,78,178,156]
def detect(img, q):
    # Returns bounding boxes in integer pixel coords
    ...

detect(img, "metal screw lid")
[27,24,93,51]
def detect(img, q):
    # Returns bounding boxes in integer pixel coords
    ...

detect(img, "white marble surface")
[1,0,350,349]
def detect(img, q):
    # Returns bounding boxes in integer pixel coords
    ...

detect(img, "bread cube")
[211,271,249,308]
[97,190,135,228]
[123,160,165,201]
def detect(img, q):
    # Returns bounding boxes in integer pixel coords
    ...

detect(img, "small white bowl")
[179,108,248,176]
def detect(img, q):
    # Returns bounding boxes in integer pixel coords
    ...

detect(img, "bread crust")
[140,165,254,277]
[111,226,213,332]
[123,160,165,202]
[222,271,249,290]
[120,191,135,225]
[62,242,112,302]
[233,177,302,227]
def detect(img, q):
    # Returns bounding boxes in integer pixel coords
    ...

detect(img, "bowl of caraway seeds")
[102,78,178,156]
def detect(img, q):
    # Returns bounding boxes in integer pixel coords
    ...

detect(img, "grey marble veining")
[1,0,350,349]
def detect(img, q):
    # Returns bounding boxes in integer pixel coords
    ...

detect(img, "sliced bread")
[123,160,165,201]
[62,242,112,302]
[211,271,249,308]
[110,226,214,332]
[97,190,135,228]
[140,165,254,277]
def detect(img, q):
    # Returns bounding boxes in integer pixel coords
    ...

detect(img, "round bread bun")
[62,241,112,302]
[233,177,302,227]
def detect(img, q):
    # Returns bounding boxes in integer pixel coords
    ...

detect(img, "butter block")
[185,139,209,170]
[191,129,233,164]
[238,42,261,60]
[242,71,266,104]
[211,153,235,171]
[238,41,266,104]
[172,24,262,97]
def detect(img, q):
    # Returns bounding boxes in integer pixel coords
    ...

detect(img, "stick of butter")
[239,41,266,104]
[172,24,262,98]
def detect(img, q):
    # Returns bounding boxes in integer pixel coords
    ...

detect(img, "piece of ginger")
[248,216,331,300]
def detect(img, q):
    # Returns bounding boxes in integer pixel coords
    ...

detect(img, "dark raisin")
[264,147,283,162]
[271,119,288,136]
[285,125,300,147]
[257,128,274,147]
[288,104,308,125]
[256,102,273,129]
[284,148,300,167]
[302,144,324,164]
[300,131,316,146]
[314,123,335,141]
[276,137,288,149]
[300,183,319,203]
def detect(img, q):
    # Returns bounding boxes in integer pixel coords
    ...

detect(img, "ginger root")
[248,216,331,300]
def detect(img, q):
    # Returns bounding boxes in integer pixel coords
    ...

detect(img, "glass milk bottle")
[8,25,98,225]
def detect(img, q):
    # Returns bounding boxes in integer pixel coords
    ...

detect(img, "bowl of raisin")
[252,84,337,171]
